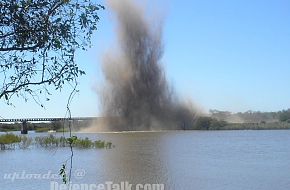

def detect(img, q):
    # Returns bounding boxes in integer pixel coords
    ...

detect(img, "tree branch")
[0,64,67,99]
[0,44,41,51]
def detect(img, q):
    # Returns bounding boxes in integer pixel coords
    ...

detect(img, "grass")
[0,133,21,144]
[0,133,113,150]
[35,135,113,149]
[35,135,66,147]
[0,133,21,150]
[56,128,70,133]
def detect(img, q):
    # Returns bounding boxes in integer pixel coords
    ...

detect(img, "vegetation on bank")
[222,122,290,130]
[0,123,21,132]
[0,134,113,150]
[192,117,227,130]
[34,127,69,133]
[2,116,290,132]
[35,135,113,149]
[210,109,290,123]
[0,133,21,150]
[192,116,290,130]
[0,134,32,150]
[0,120,90,133]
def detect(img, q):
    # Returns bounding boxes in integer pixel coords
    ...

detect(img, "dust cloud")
[91,0,197,131]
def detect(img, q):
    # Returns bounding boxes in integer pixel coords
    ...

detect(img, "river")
[1,130,290,190]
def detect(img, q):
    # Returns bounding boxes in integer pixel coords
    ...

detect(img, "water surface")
[1,130,290,190]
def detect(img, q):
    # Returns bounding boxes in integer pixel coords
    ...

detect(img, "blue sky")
[1,0,290,118]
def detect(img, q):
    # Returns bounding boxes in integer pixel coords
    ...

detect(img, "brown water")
[1,130,290,190]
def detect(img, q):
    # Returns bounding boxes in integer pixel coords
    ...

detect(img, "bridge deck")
[0,117,98,123]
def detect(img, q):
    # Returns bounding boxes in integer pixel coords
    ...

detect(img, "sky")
[1,0,290,119]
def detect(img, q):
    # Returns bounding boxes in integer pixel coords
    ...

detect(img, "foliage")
[193,117,227,130]
[0,0,104,104]
[0,123,21,132]
[51,121,63,130]
[210,109,290,123]
[0,121,77,133]
[35,127,51,133]
[0,133,113,150]
[278,109,290,122]
[35,134,66,147]
[210,109,282,123]
[0,133,21,150]
[73,137,113,149]
[0,133,21,144]
[59,164,68,184]
[224,122,290,130]
[34,134,113,149]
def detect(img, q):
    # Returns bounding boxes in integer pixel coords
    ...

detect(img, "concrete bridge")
[0,117,98,134]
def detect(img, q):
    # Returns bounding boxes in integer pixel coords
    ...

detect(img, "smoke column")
[99,0,196,131]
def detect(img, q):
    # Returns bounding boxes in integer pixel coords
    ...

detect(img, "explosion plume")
[99,0,196,131]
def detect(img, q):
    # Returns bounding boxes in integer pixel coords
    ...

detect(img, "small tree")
[0,0,104,105]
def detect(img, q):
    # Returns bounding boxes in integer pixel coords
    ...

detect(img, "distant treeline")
[209,109,290,123]
[0,120,92,132]
[192,117,290,130]
[2,110,290,132]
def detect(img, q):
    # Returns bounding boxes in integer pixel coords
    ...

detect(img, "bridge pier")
[21,121,28,134]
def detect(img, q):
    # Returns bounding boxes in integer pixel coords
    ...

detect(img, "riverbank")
[1,120,290,132]
[221,122,290,130]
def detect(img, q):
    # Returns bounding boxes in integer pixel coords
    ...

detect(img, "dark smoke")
[99,0,196,131]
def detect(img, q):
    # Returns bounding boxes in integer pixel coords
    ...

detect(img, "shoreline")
[1,121,290,133]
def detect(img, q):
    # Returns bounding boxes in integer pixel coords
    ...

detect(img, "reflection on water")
[1,130,290,190]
